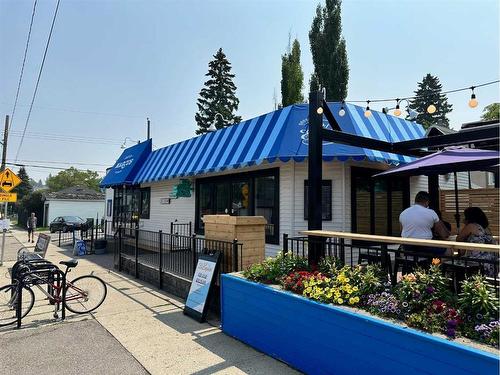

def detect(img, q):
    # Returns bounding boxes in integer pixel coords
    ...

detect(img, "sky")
[0,0,499,182]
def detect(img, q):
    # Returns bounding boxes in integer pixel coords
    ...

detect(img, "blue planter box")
[221,274,499,375]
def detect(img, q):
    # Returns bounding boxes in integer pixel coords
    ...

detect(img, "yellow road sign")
[0,168,22,193]
[0,192,17,202]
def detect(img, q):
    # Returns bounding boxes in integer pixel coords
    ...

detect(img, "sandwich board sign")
[184,252,221,322]
[0,168,21,194]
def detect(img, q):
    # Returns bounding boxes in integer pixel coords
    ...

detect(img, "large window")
[304,180,332,221]
[113,186,151,227]
[195,168,279,244]
[351,167,410,237]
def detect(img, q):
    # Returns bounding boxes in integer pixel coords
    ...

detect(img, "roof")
[132,103,425,184]
[100,139,152,188]
[426,125,456,136]
[45,186,105,201]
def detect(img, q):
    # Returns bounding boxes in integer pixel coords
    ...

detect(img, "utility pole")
[147,118,151,140]
[1,115,8,171]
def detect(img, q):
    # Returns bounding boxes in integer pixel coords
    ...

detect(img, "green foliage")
[317,256,343,275]
[17,191,44,227]
[309,0,349,100]
[458,274,498,320]
[13,167,33,201]
[46,167,101,192]
[243,252,309,284]
[409,73,453,129]
[195,48,241,135]
[481,103,500,121]
[281,38,304,107]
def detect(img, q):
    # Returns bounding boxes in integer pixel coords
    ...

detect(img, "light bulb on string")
[339,100,346,117]
[427,104,437,114]
[393,99,401,117]
[364,100,372,118]
[468,86,478,108]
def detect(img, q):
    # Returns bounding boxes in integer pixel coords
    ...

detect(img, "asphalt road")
[0,319,149,375]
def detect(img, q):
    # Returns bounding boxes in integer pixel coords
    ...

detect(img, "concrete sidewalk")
[0,230,299,375]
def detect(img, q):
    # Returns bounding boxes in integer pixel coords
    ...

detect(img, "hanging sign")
[184,252,221,322]
[0,168,22,193]
[0,192,17,202]
[170,179,192,198]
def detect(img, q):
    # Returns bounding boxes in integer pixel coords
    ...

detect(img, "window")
[304,180,332,221]
[112,186,151,226]
[106,199,112,217]
[195,168,279,244]
[140,188,150,219]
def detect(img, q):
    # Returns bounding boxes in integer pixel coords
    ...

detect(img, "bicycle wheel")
[64,275,107,314]
[0,284,35,327]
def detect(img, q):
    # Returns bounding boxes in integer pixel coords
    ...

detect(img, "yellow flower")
[353,297,360,303]
[349,297,355,305]
[352,286,359,292]
[337,298,344,304]
[345,278,350,283]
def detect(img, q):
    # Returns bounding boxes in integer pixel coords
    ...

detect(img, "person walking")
[27,212,37,243]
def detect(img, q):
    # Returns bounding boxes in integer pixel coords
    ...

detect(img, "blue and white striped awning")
[133,103,425,184]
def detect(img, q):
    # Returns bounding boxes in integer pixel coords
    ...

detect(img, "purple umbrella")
[374,147,500,231]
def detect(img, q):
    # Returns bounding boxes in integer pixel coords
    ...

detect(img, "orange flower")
[432,258,441,266]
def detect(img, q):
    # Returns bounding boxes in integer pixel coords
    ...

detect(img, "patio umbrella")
[374,147,500,231]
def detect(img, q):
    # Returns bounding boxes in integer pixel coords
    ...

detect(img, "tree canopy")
[14,167,33,200]
[46,167,101,192]
[481,103,500,121]
[281,38,304,107]
[409,73,453,129]
[195,48,241,134]
[309,0,349,101]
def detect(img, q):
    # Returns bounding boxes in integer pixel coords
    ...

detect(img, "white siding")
[45,200,105,225]
[105,188,114,221]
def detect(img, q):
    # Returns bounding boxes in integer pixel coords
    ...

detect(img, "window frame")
[303,180,333,221]
[139,187,151,219]
[195,168,280,244]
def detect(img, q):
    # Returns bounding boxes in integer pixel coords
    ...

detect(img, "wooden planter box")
[221,274,500,375]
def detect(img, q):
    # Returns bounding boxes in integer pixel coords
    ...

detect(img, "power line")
[341,79,500,104]
[5,132,123,145]
[15,0,62,162]
[10,0,38,133]
[7,159,110,167]
[6,162,105,173]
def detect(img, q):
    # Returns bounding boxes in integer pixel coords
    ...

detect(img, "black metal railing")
[170,221,192,236]
[115,226,243,285]
[51,220,112,253]
[283,233,499,293]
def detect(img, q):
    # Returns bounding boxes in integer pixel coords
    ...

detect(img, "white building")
[43,186,105,226]
[102,103,467,256]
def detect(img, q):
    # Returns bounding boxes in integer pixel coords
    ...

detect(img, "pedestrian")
[27,212,37,243]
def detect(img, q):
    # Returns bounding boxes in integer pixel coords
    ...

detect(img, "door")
[230,180,251,216]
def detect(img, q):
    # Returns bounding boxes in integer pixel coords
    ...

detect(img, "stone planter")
[221,274,499,375]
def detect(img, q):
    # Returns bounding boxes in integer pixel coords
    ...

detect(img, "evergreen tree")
[409,74,453,128]
[195,48,241,135]
[14,167,33,200]
[481,103,500,121]
[309,0,349,101]
[281,38,304,107]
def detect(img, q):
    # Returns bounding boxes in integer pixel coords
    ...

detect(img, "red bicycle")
[0,259,107,327]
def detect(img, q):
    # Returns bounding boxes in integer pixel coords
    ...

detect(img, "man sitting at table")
[399,191,450,254]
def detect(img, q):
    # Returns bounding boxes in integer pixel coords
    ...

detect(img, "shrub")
[458,274,498,322]
[243,252,309,284]
[317,256,344,276]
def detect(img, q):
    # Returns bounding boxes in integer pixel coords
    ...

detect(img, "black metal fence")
[170,221,192,236]
[283,234,499,293]
[51,220,111,253]
[113,226,243,283]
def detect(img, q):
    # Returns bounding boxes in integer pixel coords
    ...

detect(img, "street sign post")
[0,167,20,264]
[0,192,17,202]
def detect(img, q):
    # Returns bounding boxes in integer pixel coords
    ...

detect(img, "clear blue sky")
[1,0,499,182]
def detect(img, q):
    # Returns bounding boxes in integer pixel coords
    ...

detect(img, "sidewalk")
[0,230,299,375]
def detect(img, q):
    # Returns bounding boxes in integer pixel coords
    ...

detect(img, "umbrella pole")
[453,172,460,233]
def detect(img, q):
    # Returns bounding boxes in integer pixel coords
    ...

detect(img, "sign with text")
[0,168,21,193]
[184,252,221,322]
[0,192,17,202]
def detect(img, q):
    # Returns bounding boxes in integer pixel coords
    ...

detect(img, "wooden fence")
[440,188,499,235]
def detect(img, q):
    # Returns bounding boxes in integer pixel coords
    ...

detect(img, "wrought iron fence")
[283,233,499,293]
[170,221,192,236]
[114,226,243,285]
[51,220,111,253]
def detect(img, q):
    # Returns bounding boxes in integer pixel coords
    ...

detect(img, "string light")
[339,100,346,117]
[468,86,478,108]
[364,101,372,118]
[393,99,401,117]
[427,104,437,114]
[317,106,324,114]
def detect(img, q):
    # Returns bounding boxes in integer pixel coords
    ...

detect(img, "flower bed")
[241,253,500,347]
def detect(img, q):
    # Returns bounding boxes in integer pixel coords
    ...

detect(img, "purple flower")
[425,286,435,294]
[447,320,458,328]
[446,328,456,338]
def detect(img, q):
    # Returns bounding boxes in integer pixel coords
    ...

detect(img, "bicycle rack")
[11,257,67,328]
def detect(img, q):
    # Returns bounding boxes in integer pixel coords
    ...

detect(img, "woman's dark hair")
[464,207,489,228]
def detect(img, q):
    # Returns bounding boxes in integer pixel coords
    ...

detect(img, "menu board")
[184,252,221,322]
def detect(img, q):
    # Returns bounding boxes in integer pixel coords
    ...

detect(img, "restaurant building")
[101,103,466,256]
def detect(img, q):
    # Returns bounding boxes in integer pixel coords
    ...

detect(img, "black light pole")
[307,91,324,265]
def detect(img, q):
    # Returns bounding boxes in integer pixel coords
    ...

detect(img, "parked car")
[49,216,87,233]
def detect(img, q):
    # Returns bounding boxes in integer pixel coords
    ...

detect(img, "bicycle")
[0,259,107,327]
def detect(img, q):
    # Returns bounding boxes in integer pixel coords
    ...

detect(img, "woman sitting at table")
[456,207,498,277]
